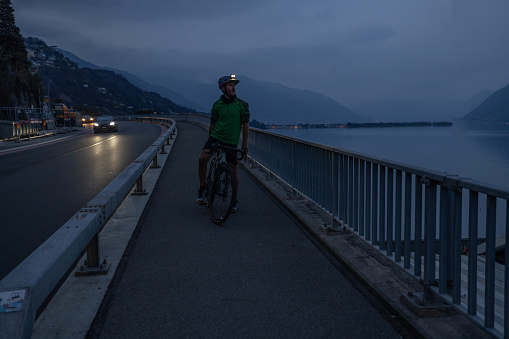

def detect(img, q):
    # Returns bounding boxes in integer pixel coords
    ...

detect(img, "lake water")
[271,125,509,191]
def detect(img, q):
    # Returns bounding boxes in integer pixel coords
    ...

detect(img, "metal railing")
[0,117,176,339]
[0,107,56,140]
[247,127,508,338]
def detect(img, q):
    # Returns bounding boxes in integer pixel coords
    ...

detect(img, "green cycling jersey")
[210,95,250,145]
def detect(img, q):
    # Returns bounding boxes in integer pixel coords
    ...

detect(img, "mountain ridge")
[25,38,196,115]
[57,49,207,112]
[463,83,509,125]
[58,47,369,124]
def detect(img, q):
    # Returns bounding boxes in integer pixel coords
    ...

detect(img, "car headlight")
[94,123,99,126]
[109,122,116,126]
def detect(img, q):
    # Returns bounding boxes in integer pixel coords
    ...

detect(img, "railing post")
[414,175,423,277]
[439,184,451,295]
[404,172,412,269]
[484,194,497,329]
[468,190,479,315]
[387,168,394,256]
[365,161,372,239]
[353,157,359,233]
[339,154,347,223]
[379,166,386,251]
[423,177,437,302]
[395,169,403,262]
[452,186,462,304]
[360,160,366,237]
[322,151,343,232]
[371,163,378,247]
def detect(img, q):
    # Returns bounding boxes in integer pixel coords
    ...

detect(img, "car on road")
[82,115,94,123]
[93,115,118,133]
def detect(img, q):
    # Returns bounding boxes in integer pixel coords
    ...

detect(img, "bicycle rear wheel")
[208,165,236,224]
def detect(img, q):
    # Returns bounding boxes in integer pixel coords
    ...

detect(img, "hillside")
[463,83,509,125]
[57,49,207,112]
[57,47,366,124]
[25,38,197,115]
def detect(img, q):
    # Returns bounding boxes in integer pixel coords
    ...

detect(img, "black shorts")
[203,136,238,165]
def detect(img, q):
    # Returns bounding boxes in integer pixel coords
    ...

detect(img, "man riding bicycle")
[197,74,250,212]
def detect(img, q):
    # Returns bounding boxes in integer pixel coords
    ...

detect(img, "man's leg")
[197,149,212,204]
[198,149,212,186]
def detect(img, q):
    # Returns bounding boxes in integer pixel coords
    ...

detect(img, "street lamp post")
[45,46,58,128]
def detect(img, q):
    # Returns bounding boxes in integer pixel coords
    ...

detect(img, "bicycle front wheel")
[208,165,236,224]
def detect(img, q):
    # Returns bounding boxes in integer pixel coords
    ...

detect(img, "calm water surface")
[272,125,509,190]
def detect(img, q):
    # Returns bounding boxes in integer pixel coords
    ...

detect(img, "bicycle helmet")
[218,74,239,90]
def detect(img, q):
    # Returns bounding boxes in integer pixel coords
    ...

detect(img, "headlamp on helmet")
[218,74,240,90]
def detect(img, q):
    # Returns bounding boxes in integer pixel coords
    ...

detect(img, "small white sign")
[0,289,26,313]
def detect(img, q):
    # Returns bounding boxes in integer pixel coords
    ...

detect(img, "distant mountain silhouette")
[58,48,367,124]
[24,39,196,116]
[58,49,206,112]
[463,83,509,125]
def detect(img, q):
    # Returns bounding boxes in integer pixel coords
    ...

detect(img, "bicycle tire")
[208,165,236,224]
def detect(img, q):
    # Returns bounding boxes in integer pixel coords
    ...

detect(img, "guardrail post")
[87,233,99,268]
[132,174,147,195]
[76,233,110,276]
[160,143,167,155]
[150,154,160,169]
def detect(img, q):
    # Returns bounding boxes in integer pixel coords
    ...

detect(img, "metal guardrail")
[0,117,176,339]
[247,127,508,338]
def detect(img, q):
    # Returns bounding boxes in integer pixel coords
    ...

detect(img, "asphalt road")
[90,122,407,338]
[0,121,164,280]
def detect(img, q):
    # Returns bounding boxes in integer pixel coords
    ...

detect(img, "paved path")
[88,122,405,338]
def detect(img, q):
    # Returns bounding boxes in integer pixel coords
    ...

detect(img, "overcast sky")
[12,0,509,120]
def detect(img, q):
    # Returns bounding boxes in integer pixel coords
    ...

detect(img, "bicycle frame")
[205,144,246,192]
[204,144,246,224]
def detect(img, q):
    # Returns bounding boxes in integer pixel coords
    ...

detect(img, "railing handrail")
[248,127,509,200]
[0,117,176,339]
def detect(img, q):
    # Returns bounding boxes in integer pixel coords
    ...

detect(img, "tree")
[0,0,41,107]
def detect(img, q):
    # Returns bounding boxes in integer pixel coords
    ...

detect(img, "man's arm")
[241,122,249,150]
[208,124,215,136]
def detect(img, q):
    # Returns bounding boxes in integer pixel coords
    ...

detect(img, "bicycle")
[203,143,247,224]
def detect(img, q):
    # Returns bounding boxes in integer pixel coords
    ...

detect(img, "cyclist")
[197,74,250,212]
